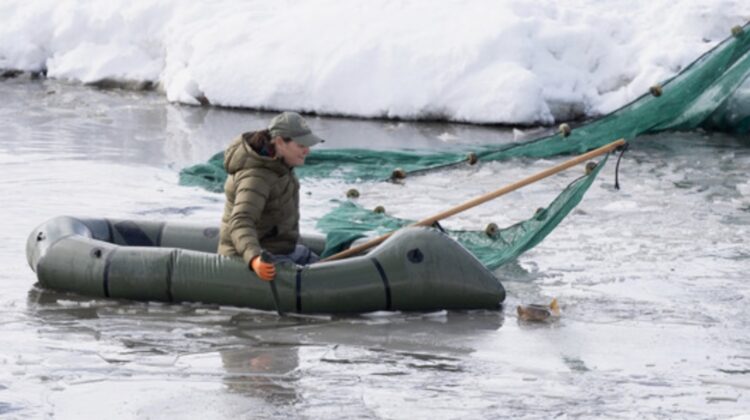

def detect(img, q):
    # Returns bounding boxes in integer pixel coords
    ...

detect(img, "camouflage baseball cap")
[268,112,325,147]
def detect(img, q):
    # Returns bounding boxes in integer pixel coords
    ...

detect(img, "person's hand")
[251,255,276,281]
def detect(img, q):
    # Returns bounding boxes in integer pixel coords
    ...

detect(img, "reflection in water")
[220,346,300,405]
[25,286,505,411]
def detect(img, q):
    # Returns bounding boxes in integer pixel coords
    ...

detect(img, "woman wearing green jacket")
[217,112,324,281]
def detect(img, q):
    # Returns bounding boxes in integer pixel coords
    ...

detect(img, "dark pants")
[269,244,319,266]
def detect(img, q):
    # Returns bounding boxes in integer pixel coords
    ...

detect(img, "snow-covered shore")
[2,0,749,124]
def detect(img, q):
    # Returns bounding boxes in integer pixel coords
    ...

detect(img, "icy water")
[1,76,749,419]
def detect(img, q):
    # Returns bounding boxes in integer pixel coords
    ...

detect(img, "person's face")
[273,136,310,167]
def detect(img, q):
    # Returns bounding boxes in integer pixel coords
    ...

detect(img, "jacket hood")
[223,132,290,176]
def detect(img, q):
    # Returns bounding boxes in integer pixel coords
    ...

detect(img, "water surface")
[1,77,749,419]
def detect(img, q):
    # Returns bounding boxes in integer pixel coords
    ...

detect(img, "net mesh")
[317,155,609,270]
[180,23,750,190]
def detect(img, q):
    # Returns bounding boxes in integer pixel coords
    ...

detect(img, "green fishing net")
[703,85,750,134]
[180,23,750,190]
[316,155,608,270]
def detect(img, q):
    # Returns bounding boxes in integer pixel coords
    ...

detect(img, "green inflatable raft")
[26,216,506,313]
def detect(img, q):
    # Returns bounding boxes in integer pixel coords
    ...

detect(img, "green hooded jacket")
[217,133,300,264]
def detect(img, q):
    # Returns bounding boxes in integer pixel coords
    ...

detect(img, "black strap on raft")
[431,220,447,233]
[261,250,284,316]
[614,142,629,190]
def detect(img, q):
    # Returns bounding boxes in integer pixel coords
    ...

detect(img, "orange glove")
[251,255,276,281]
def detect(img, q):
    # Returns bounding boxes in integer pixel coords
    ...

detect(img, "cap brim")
[292,132,325,147]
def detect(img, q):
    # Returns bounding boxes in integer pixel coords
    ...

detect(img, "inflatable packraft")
[26,217,506,313]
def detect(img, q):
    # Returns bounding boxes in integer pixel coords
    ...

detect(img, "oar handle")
[322,138,626,262]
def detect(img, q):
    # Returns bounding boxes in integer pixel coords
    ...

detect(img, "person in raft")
[217,111,324,281]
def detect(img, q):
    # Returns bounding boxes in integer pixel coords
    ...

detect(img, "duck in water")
[517,298,560,322]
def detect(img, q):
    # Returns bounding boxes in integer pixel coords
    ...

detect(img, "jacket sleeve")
[228,169,272,264]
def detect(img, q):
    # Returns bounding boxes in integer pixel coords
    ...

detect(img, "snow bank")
[1,0,749,124]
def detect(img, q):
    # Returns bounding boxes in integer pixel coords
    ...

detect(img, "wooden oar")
[322,138,626,262]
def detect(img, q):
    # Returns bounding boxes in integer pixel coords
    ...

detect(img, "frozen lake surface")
[1,77,749,419]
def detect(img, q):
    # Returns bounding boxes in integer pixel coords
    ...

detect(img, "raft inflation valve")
[732,25,744,37]
[407,248,424,263]
[467,152,478,165]
[559,123,571,137]
[485,223,498,237]
[373,205,386,214]
[346,188,360,199]
[650,84,663,97]
[585,161,598,175]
